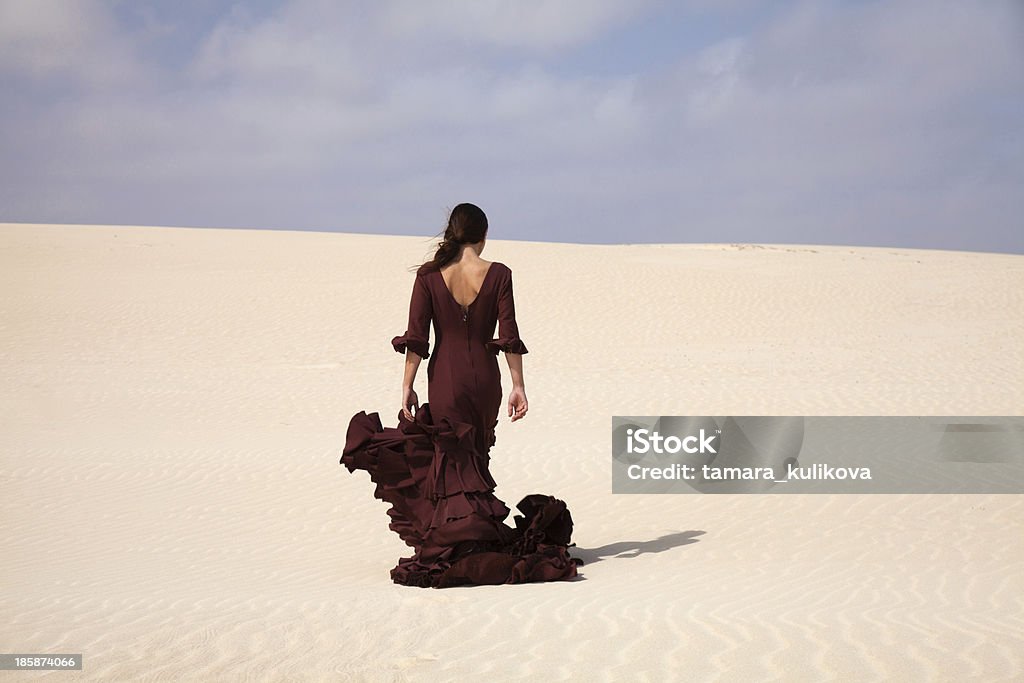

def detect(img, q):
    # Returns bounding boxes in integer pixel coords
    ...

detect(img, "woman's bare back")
[439,259,494,308]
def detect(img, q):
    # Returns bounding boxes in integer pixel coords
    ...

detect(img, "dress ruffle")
[485,337,529,355]
[341,403,582,588]
[391,333,430,359]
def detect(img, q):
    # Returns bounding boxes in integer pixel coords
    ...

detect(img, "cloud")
[188,4,367,97]
[0,0,143,87]
[685,37,745,122]
[376,0,653,51]
[0,0,1021,252]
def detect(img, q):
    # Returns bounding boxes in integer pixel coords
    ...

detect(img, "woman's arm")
[505,352,528,421]
[488,266,530,422]
[506,352,524,390]
[401,353,422,421]
[403,352,422,390]
[393,273,432,420]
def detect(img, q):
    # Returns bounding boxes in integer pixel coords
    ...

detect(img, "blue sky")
[1,0,1021,253]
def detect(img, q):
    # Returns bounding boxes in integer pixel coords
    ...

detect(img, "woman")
[341,202,582,588]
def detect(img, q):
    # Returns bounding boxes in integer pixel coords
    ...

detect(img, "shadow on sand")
[564,530,705,579]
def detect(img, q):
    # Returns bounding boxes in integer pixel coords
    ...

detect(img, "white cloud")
[686,37,745,122]
[0,0,1021,252]
[0,0,144,87]
[377,0,652,51]
[188,8,367,97]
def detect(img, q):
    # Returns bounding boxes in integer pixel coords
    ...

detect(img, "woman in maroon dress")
[341,202,582,588]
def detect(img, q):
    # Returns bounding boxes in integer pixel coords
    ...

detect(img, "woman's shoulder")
[414,264,438,279]
[415,260,510,278]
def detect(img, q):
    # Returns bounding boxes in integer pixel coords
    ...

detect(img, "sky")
[1,0,1022,254]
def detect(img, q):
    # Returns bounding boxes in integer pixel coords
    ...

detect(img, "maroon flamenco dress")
[340,262,583,588]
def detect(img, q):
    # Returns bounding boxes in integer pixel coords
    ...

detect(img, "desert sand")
[1,222,1021,681]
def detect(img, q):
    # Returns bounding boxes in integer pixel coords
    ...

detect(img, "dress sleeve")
[391,273,432,359]
[486,266,529,356]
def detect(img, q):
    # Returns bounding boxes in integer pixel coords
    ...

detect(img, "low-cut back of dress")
[340,261,582,588]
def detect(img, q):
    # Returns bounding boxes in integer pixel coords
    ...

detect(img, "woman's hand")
[402,386,419,421]
[508,386,528,422]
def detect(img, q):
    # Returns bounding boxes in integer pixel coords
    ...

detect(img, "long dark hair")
[411,203,488,275]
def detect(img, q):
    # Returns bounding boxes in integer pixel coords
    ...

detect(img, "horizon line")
[2,221,1021,258]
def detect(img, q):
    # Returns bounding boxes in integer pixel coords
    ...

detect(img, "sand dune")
[1,222,1021,681]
